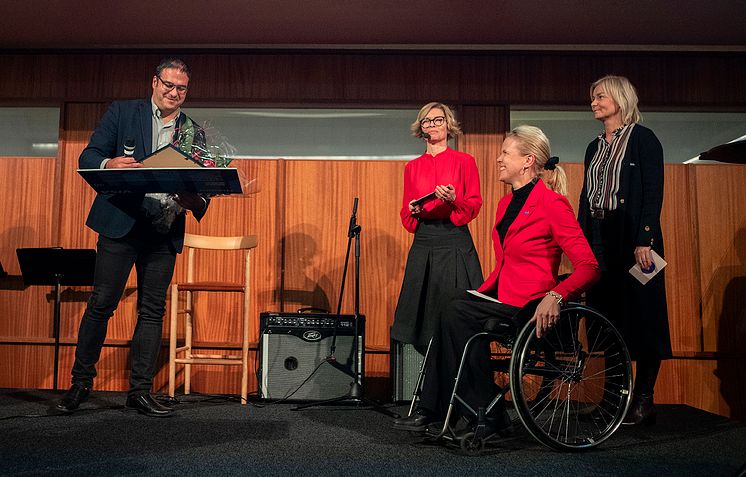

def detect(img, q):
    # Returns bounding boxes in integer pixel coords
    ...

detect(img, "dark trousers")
[419,290,520,418]
[71,222,176,396]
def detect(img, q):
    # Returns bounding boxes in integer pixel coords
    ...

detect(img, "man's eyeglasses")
[420,116,445,128]
[156,75,188,94]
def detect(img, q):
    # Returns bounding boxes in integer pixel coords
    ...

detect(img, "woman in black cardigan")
[578,75,672,426]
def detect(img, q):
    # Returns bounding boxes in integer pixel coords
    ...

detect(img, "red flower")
[202,158,216,167]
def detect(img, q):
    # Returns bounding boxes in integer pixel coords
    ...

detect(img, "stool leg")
[184,289,193,396]
[240,252,251,405]
[169,284,178,399]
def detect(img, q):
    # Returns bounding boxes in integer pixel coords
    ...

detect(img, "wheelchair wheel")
[509,304,632,451]
[459,431,485,456]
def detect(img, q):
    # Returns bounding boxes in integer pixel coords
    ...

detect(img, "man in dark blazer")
[56,58,209,417]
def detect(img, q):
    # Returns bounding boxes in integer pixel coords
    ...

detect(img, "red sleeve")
[548,195,600,301]
[400,162,419,234]
[447,153,482,226]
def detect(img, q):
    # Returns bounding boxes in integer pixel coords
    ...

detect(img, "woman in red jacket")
[391,103,484,354]
[394,125,599,434]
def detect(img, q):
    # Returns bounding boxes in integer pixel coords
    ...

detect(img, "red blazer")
[477,179,599,308]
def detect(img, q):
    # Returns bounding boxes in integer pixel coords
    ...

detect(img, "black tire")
[509,304,632,451]
[459,431,485,456]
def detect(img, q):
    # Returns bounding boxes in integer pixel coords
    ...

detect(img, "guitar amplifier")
[390,337,426,403]
[258,312,365,401]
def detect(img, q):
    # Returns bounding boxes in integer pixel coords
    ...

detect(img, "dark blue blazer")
[79,99,208,252]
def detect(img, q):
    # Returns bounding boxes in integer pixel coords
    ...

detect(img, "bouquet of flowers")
[145,119,243,233]
[173,117,258,196]
[173,117,234,168]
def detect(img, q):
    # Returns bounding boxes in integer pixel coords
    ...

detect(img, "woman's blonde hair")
[410,102,462,139]
[590,75,642,124]
[506,125,567,196]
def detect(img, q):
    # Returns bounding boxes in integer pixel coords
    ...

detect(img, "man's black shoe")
[393,408,437,432]
[125,394,174,417]
[55,383,90,412]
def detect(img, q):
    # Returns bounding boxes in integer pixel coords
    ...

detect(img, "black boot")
[393,408,438,431]
[623,393,656,426]
[456,408,514,439]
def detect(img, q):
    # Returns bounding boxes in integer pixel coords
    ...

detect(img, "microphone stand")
[294,198,398,417]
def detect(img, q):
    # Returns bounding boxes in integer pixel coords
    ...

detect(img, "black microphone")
[422,131,431,140]
[348,197,360,238]
[123,138,135,157]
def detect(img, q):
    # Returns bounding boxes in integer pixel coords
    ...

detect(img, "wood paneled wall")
[0,52,744,418]
[2,52,745,107]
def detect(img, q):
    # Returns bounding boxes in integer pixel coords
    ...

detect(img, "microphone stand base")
[292,382,400,418]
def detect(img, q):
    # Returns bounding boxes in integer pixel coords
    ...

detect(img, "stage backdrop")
[0,52,744,419]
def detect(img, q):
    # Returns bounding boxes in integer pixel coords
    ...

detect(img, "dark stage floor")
[1,389,745,476]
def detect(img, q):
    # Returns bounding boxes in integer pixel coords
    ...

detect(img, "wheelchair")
[409,301,633,454]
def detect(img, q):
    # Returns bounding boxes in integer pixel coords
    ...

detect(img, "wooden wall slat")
[661,164,702,353]
[0,345,57,388]
[0,157,57,339]
[692,165,746,353]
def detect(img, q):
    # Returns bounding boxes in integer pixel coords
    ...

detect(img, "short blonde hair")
[590,75,642,124]
[506,125,567,196]
[410,102,462,138]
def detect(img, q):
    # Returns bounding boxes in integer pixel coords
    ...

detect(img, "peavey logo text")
[303,330,322,341]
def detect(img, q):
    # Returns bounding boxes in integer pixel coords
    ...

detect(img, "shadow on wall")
[316,227,405,326]
[274,224,332,314]
[714,227,746,421]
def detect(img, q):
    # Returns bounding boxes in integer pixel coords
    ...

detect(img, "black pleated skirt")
[391,219,483,347]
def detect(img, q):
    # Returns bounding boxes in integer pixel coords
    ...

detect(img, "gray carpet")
[1,389,744,476]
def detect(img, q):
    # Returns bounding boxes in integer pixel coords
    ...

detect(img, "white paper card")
[628,249,667,285]
[466,289,502,303]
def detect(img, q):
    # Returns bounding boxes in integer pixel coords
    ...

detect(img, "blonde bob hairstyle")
[590,75,642,125]
[410,102,462,139]
[507,125,568,197]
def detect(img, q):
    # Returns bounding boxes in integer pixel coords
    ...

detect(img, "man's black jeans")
[71,221,176,396]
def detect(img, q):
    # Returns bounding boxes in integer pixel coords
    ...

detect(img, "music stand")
[16,247,96,390]
[77,167,243,195]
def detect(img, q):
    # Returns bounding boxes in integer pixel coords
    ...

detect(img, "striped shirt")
[586,123,635,211]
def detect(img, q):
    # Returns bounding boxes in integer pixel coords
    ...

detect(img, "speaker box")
[259,312,364,401]
[390,336,426,403]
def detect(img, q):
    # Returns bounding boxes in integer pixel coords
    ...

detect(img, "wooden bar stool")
[168,233,258,404]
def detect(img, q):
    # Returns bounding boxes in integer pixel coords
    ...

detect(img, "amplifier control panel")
[260,312,364,331]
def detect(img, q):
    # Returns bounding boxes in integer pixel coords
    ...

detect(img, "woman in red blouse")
[391,102,484,353]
